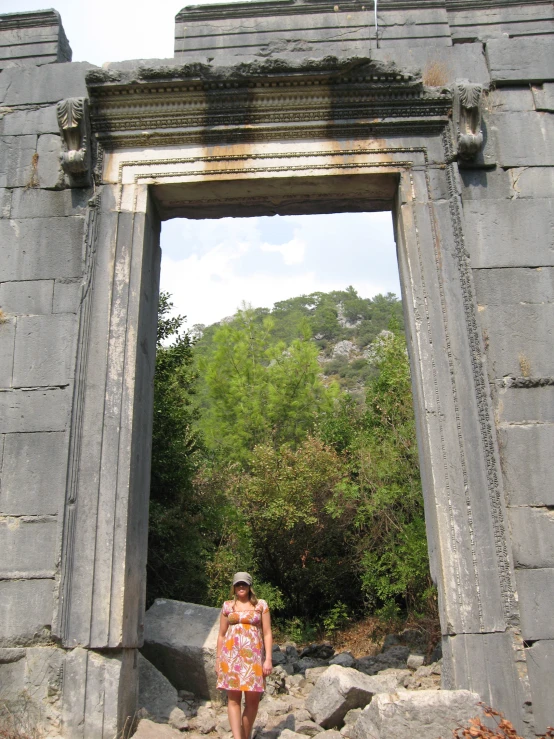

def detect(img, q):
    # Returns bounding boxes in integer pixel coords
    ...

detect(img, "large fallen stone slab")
[351,689,484,739]
[141,599,221,701]
[305,665,399,729]
[138,653,179,723]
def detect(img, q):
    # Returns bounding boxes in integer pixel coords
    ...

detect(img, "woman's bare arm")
[216,611,229,675]
[262,609,273,677]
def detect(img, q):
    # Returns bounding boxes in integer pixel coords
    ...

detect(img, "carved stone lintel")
[454,81,483,161]
[57,97,91,186]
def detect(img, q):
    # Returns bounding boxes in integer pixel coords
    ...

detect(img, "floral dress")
[216,599,269,692]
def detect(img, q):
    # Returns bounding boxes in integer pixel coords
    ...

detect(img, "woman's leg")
[242,691,262,739]
[227,690,245,739]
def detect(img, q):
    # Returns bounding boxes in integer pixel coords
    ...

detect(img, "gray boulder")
[138,653,179,723]
[351,689,484,739]
[305,665,398,729]
[356,646,410,676]
[329,653,356,668]
[300,643,335,660]
[142,599,221,701]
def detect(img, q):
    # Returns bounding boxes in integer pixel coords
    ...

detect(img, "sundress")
[216,599,269,692]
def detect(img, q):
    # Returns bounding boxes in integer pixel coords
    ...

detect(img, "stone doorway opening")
[150,195,411,620]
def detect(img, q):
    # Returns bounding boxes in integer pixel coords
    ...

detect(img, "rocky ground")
[135,637,484,739]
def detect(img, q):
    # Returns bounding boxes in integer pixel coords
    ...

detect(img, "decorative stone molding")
[454,81,484,161]
[56,97,91,186]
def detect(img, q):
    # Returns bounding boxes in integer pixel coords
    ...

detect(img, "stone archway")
[1,4,553,738]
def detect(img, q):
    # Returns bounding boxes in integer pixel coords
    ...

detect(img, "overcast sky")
[1,0,400,327]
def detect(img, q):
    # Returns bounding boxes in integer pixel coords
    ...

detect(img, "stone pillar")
[394,166,531,736]
[53,185,161,735]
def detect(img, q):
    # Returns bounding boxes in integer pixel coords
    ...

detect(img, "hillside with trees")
[147,288,435,639]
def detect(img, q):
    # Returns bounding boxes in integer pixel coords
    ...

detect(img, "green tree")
[320,327,433,617]
[148,293,216,605]
[235,437,359,619]
[199,306,339,462]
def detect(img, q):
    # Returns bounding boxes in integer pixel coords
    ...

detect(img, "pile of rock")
[134,600,481,739]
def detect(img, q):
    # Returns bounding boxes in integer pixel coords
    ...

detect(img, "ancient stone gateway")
[0,2,553,737]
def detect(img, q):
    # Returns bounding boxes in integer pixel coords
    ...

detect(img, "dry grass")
[518,353,531,378]
[454,704,554,738]
[423,61,449,87]
[0,696,43,739]
[0,309,7,324]
[26,153,39,189]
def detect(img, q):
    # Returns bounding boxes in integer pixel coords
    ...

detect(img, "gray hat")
[232,571,253,586]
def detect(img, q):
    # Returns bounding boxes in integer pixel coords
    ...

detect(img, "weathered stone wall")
[0,2,552,736]
[0,9,71,70]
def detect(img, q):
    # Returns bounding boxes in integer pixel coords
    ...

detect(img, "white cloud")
[260,238,306,266]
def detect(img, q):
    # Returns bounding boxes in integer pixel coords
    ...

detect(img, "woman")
[216,572,273,739]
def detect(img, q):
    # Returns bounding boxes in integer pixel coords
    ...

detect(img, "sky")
[2,0,400,327]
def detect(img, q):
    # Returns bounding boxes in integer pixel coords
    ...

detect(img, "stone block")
[492,111,554,167]
[62,647,138,738]
[498,425,554,506]
[0,579,53,646]
[0,187,11,217]
[352,689,484,739]
[138,653,179,723]
[13,314,76,387]
[2,105,59,136]
[372,44,490,85]
[0,316,15,388]
[490,86,535,112]
[0,280,54,315]
[495,385,554,425]
[479,303,554,378]
[473,267,554,306]
[508,506,554,569]
[53,279,81,313]
[0,61,94,106]
[0,216,85,281]
[515,568,554,640]
[0,648,26,700]
[532,83,554,112]
[0,431,67,515]
[525,640,554,735]
[0,646,64,736]
[441,632,529,735]
[463,198,554,268]
[306,665,399,729]
[0,388,70,433]
[507,167,554,199]
[460,168,512,201]
[142,599,220,700]
[10,187,90,218]
[486,37,554,84]
[0,134,37,188]
[0,516,58,578]
[37,134,63,189]
[0,9,71,67]
[448,4,554,44]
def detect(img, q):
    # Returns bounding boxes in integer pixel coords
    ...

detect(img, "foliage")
[453,705,554,739]
[323,601,350,639]
[234,437,361,620]
[320,326,434,616]
[198,306,339,462]
[148,293,213,605]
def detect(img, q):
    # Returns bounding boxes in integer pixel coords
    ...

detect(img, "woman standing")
[216,572,273,739]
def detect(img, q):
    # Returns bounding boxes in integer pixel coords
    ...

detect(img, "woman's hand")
[215,658,220,676]
[262,658,273,677]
